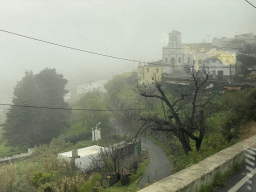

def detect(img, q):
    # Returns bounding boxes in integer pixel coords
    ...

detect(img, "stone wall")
[138,135,256,192]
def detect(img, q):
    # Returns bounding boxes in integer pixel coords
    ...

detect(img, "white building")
[58,145,106,171]
[57,141,129,172]
[199,57,236,80]
[162,31,193,69]
[76,79,108,95]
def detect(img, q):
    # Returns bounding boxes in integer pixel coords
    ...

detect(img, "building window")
[147,68,149,73]
[188,57,190,63]
[156,68,159,73]
[193,60,195,64]
[165,58,168,63]
[179,57,181,63]
[152,77,154,80]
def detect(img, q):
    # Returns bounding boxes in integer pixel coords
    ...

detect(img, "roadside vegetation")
[0,137,149,192]
[104,71,256,189]
[1,70,256,191]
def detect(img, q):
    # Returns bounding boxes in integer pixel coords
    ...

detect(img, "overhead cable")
[0,29,147,64]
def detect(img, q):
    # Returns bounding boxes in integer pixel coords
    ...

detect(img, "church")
[137,30,221,84]
[162,30,193,68]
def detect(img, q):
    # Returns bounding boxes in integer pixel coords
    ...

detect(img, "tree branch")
[173,94,185,107]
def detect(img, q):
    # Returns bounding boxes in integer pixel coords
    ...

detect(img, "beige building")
[137,62,164,85]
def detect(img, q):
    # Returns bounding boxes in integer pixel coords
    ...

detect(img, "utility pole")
[230,64,232,80]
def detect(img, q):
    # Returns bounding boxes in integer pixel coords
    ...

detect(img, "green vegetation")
[1,68,71,148]
[103,159,150,192]
[78,173,102,192]
[2,71,255,191]
[0,138,85,192]
[30,171,57,189]
[129,159,150,183]
[0,89,112,157]
[0,136,149,192]
[103,182,140,192]
[71,91,112,130]
[148,128,240,174]
[0,140,28,158]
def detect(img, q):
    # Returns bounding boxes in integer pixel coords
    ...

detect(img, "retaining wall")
[138,135,256,192]
[0,148,35,163]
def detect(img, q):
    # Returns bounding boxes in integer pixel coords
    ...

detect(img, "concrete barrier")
[138,135,256,192]
[0,147,36,163]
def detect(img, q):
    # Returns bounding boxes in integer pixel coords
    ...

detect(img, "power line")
[245,0,256,8]
[0,29,147,64]
[0,29,247,71]
[0,103,146,111]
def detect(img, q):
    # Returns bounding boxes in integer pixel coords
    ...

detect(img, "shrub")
[30,171,57,188]
[41,174,86,192]
[78,173,102,192]
[0,162,17,191]
[129,159,150,183]
[63,132,92,145]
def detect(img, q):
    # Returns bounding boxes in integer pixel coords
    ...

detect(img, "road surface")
[216,165,256,192]
[109,116,171,189]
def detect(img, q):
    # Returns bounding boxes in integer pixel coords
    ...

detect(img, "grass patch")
[0,140,28,158]
[102,181,140,192]
[129,159,150,183]
[0,138,88,192]
[61,121,91,137]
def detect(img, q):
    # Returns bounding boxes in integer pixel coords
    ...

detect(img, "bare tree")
[136,70,212,154]
[86,136,139,186]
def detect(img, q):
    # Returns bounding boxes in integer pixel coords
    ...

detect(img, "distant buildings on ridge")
[137,30,256,85]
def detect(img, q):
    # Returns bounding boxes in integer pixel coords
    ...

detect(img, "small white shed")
[58,145,105,171]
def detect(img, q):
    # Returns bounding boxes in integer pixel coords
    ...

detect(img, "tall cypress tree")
[33,68,71,144]
[2,70,37,147]
[2,68,71,147]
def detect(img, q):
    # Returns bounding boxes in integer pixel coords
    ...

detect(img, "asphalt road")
[109,116,171,189]
[216,166,256,192]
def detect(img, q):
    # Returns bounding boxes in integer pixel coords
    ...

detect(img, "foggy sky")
[0,0,255,102]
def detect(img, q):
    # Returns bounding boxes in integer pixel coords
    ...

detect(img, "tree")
[2,68,71,147]
[2,70,37,147]
[33,68,71,144]
[218,86,256,142]
[104,76,125,107]
[87,138,139,186]
[136,71,211,154]
[72,91,111,134]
